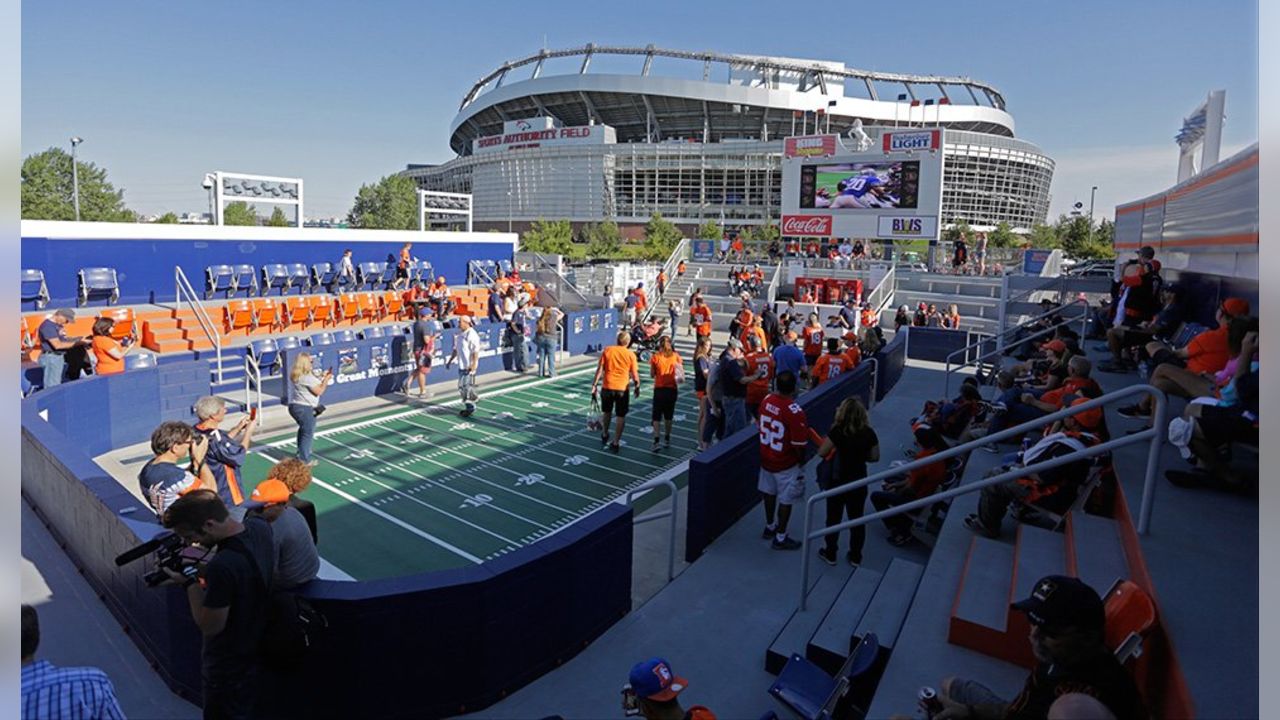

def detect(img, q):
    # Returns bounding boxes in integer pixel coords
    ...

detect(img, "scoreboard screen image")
[798,160,920,210]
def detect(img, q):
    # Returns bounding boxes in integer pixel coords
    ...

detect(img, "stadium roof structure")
[449,44,1017,155]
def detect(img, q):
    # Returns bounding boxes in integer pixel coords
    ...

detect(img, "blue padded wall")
[21,235,514,307]
[903,326,973,363]
[563,309,620,355]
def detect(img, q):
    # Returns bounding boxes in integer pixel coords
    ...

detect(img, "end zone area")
[245,364,700,580]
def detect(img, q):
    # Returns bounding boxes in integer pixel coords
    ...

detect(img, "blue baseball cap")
[418,307,434,317]
[629,658,688,702]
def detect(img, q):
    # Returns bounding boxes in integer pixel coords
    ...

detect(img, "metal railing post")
[1137,391,1167,534]
[626,473,681,582]
[175,266,224,384]
[997,272,1009,351]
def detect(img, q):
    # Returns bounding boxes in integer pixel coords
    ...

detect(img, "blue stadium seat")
[261,264,292,296]
[769,633,879,720]
[308,332,336,347]
[124,352,158,371]
[77,267,120,307]
[410,260,433,285]
[333,329,358,343]
[21,269,49,310]
[248,338,280,375]
[312,262,337,292]
[360,326,386,340]
[205,265,236,300]
[232,264,258,297]
[288,263,311,294]
[357,262,386,290]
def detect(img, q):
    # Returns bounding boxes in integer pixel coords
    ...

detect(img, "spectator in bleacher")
[37,308,92,388]
[1114,245,1163,328]
[988,356,1098,438]
[758,370,809,550]
[139,421,216,516]
[534,304,563,379]
[925,304,945,328]
[952,236,969,272]
[815,397,879,566]
[447,315,482,418]
[690,294,712,341]
[193,395,258,514]
[943,304,962,330]
[838,298,859,329]
[868,426,948,546]
[267,457,318,544]
[625,658,716,720]
[772,331,806,391]
[912,302,928,327]
[1167,327,1258,494]
[718,235,731,262]
[427,276,453,319]
[965,400,1103,539]
[336,248,356,288]
[693,337,714,450]
[246,479,319,589]
[1099,283,1184,373]
[975,232,988,275]
[404,307,441,396]
[1119,297,1250,420]
[676,259,686,278]
[744,334,774,420]
[841,331,862,371]
[801,313,824,368]
[591,331,641,454]
[930,576,1146,720]
[392,242,413,291]
[810,338,849,389]
[623,286,641,326]
[21,604,125,720]
[648,336,683,451]
[89,317,134,376]
[486,286,503,323]
[507,297,531,373]
[894,305,911,332]
[720,338,763,436]
[287,353,332,462]
[160,489,275,720]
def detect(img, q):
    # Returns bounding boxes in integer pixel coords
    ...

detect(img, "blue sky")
[21,0,1258,221]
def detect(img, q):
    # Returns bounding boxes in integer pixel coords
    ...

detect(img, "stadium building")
[403,45,1055,235]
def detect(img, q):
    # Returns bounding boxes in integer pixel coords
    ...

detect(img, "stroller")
[630,318,665,361]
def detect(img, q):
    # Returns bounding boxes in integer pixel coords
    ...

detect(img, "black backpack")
[226,530,328,671]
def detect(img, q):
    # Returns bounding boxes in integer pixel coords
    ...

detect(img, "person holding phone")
[138,421,217,517]
[287,353,331,463]
[193,395,258,513]
[89,317,134,376]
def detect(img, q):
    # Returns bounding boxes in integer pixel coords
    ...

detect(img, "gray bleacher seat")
[308,332,335,347]
[333,329,357,343]
[288,263,311,294]
[124,352,158,371]
[769,633,879,720]
[360,326,386,340]
[77,267,120,307]
[312,262,337,292]
[261,264,292,296]
[205,265,235,300]
[232,264,258,297]
[21,269,49,310]
[357,261,386,290]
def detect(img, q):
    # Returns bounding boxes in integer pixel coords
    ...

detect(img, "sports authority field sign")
[780,128,945,240]
[473,116,616,154]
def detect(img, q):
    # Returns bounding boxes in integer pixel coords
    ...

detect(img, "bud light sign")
[781,215,833,236]
[882,130,941,153]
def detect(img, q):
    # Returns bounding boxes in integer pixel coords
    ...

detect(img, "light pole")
[1088,185,1098,246]
[202,173,217,224]
[70,136,83,221]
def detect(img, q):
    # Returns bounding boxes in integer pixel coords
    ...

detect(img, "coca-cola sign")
[781,215,833,236]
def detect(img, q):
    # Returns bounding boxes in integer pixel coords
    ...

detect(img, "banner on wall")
[692,239,715,260]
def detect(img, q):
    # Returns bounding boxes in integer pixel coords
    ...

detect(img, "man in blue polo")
[772,331,807,391]
[37,309,91,388]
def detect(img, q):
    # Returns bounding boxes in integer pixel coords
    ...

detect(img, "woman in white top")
[287,353,331,462]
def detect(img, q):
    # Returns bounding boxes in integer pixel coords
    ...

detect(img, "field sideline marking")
[256,450,484,565]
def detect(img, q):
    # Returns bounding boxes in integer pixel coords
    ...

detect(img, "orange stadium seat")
[99,307,138,340]
[1104,579,1158,665]
[356,292,382,323]
[252,298,281,331]
[282,296,312,331]
[307,294,335,327]
[335,293,361,325]
[381,291,404,320]
[225,300,255,334]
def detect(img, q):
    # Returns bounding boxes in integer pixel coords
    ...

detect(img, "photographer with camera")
[623,658,715,720]
[138,421,217,517]
[194,396,258,515]
[161,489,275,720]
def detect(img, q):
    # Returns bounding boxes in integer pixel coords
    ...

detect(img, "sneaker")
[601,432,610,447]
[609,443,620,454]
[846,552,862,567]
[771,536,802,550]
[762,526,777,539]
[652,437,661,452]
[963,514,999,538]
[817,547,837,566]
[663,436,671,450]
[1117,404,1147,419]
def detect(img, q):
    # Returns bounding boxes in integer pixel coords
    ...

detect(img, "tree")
[582,220,622,257]
[223,201,259,226]
[756,222,780,245]
[942,220,972,242]
[642,212,682,260]
[1027,223,1060,249]
[347,174,419,230]
[265,207,291,227]
[987,221,1017,248]
[21,147,135,222]
[155,212,179,224]
[696,220,723,240]
[521,219,575,256]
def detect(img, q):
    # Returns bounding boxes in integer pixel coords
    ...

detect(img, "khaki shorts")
[758,465,804,504]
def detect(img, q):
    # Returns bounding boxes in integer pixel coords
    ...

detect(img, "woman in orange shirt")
[648,335,683,450]
[90,317,133,376]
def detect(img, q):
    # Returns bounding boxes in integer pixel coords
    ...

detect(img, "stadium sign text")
[784,134,838,158]
[473,124,613,154]
[882,130,942,153]
[875,215,938,239]
[781,214,833,236]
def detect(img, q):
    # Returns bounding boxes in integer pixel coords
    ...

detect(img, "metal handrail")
[797,384,1167,610]
[642,238,691,322]
[866,264,897,318]
[244,353,264,420]
[765,260,784,305]
[530,252,595,309]
[625,470,681,582]
[469,260,498,287]
[174,266,223,384]
[942,298,1089,396]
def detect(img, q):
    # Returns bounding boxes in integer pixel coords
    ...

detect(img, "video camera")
[114,532,206,587]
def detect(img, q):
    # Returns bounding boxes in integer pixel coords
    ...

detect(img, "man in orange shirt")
[591,331,642,453]
[427,275,452,318]
[810,338,847,388]
[690,296,713,339]
[869,426,949,546]
[801,314,824,368]
[744,334,775,419]
[841,331,862,370]
[656,270,668,298]
[1120,297,1249,420]
[634,283,649,314]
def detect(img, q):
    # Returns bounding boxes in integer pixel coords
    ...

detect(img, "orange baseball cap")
[250,479,291,505]
[1044,339,1068,354]
[1221,297,1250,318]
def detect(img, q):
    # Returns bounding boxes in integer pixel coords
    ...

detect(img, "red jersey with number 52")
[758,393,809,472]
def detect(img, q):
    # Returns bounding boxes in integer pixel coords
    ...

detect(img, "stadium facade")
[403,45,1055,235]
